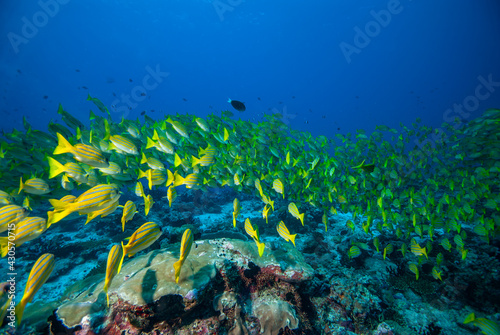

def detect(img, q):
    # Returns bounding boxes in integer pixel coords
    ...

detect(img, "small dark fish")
[140,92,146,96]
[43,95,48,99]
[150,109,154,112]
[355,96,359,99]
[129,79,133,82]
[82,86,88,89]
[257,97,261,101]
[17,69,22,74]
[337,127,340,130]
[75,69,80,72]
[292,96,295,99]
[305,120,309,124]
[322,115,326,119]
[112,92,116,97]
[278,101,283,104]
[209,105,213,109]
[141,111,146,115]
[228,99,245,112]
[309,109,312,113]
[183,98,188,102]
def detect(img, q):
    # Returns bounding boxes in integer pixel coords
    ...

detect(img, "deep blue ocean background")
[1,0,500,138]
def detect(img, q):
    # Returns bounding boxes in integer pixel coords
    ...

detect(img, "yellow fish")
[15,253,55,325]
[144,194,154,216]
[173,228,194,283]
[48,184,120,225]
[53,133,109,168]
[232,198,241,227]
[288,202,304,226]
[244,218,265,257]
[103,244,124,307]
[120,201,137,231]
[122,222,162,257]
[19,177,50,195]
[0,205,29,233]
[0,217,48,257]
[109,135,139,155]
[277,221,296,246]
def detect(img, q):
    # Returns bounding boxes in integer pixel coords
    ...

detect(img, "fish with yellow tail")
[232,198,241,227]
[0,217,48,257]
[165,185,177,207]
[19,177,50,195]
[463,312,500,335]
[120,200,137,231]
[410,239,428,259]
[104,244,124,307]
[288,202,305,226]
[108,135,139,156]
[144,194,154,216]
[53,133,109,168]
[173,228,194,283]
[122,222,162,257]
[277,221,297,247]
[244,218,265,257]
[15,253,55,325]
[0,205,29,233]
[48,184,120,225]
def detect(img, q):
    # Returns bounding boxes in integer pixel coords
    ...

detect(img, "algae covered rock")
[53,238,313,333]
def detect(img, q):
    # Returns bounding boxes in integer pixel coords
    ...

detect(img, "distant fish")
[228,99,246,112]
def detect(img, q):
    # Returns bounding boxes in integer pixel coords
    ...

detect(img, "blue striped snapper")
[15,253,55,325]
[173,228,194,283]
[120,201,137,231]
[277,221,296,247]
[0,205,29,233]
[48,184,120,225]
[53,133,109,168]
[104,244,124,307]
[18,177,50,195]
[0,217,48,257]
[122,222,162,257]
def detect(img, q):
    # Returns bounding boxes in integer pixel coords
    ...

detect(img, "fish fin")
[47,156,66,179]
[146,137,156,149]
[18,177,24,194]
[191,155,200,168]
[121,217,126,231]
[53,133,74,155]
[299,213,305,226]
[257,241,265,257]
[0,237,9,257]
[117,244,125,275]
[15,301,26,326]
[85,212,98,225]
[289,234,297,247]
[173,259,183,283]
[47,208,72,225]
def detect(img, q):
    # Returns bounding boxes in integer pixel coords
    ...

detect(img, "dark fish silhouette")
[228,99,245,112]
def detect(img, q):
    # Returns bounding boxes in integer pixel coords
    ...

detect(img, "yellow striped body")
[104,244,124,306]
[19,178,50,195]
[173,229,194,283]
[0,205,28,233]
[109,135,139,155]
[277,221,296,246]
[122,222,162,257]
[16,253,55,325]
[121,201,137,231]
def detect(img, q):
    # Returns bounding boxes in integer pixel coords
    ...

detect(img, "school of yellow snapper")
[0,97,499,326]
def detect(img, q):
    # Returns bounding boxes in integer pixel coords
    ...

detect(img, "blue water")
[1,0,500,138]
